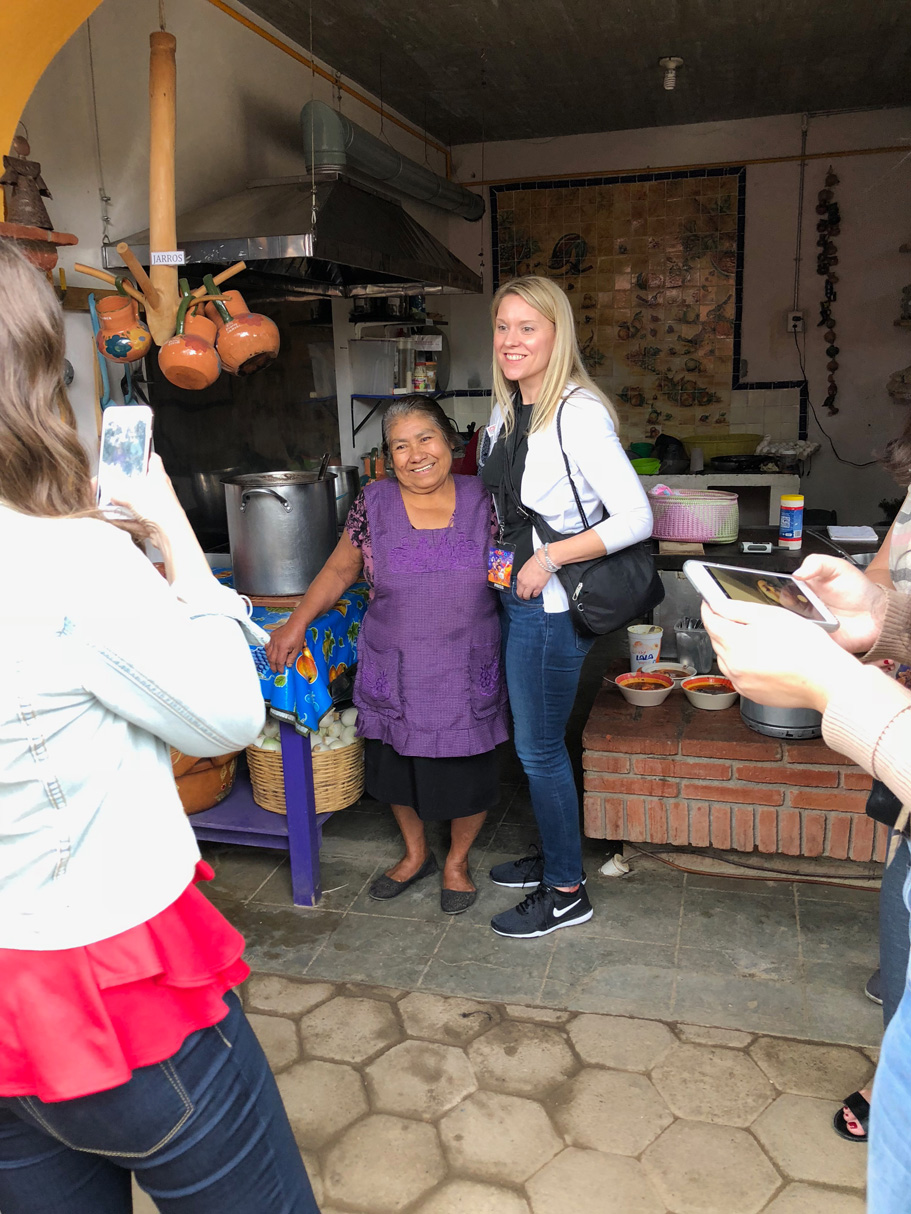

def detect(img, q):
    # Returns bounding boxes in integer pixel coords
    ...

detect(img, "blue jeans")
[869,839,911,1211]
[880,831,911,1028]
[501,583,595,888]
[0,992,318,1214]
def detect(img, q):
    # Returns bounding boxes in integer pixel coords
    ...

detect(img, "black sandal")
[832,1091,870,1143]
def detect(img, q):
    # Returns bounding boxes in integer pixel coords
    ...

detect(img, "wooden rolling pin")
[146,31,181,344]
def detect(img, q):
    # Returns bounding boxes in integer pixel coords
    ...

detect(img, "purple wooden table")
[190,721,333,906]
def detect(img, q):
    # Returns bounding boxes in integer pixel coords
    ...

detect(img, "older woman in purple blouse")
[266,398,507,914]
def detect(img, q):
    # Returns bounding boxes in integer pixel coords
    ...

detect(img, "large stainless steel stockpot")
[223,471,336,596]
[325,464,361,529]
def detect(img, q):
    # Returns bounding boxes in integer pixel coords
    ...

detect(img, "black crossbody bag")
[503,397,664,636]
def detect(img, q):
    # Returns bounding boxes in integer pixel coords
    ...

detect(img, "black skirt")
[364,739,499,822]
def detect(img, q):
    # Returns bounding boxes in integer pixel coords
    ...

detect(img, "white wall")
[447,109,911,522]
[17,0,447,464]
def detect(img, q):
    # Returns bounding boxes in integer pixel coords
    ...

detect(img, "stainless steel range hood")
[105,172,482,299]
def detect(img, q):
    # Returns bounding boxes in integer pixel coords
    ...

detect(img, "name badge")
[488,543,515,591]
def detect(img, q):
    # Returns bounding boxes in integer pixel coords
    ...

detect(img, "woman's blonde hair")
[490,275,618,435]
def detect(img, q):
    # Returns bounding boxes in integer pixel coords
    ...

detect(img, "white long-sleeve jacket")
[482,385,653,612]
[0,505,267,950]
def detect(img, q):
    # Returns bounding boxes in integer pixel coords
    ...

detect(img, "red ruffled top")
[0,861,249,1103]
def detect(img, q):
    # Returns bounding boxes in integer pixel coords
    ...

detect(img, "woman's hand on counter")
[265,615,310,673]
[793,554,887,653]
[701,597,860,714]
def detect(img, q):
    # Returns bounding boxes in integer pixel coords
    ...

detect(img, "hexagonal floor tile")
[414,1179,531,1213]
[366,1039,477,1120]
[247,1013,299,1071]
[749,1037,874,1100]
[676,1024,753,1049]
[298,994,401,1064]
[275,1059,368,1149]
[467,1022,576,1096]
[651,1043,776,1126]
[527,1147,665,1214]
[398,991,499,1045]
[322,1114,446,1213]
[549,1069,672,1156]
[753,1094,867,1189]
[244,975,335,1016]
[763,1184,866,1214]
[567,1013,675,1072]
[439,1090,561,1185]
[504,1005,573,1025]
[643,1121,780,1214]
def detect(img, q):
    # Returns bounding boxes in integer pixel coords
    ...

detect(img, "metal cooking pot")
[192,467,243,534]
[223,471,336,597]
[325,464,361,528]
[740,696,822,739]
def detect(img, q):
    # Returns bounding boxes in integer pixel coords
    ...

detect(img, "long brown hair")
[490,276,618,435]
[0,241,144,531]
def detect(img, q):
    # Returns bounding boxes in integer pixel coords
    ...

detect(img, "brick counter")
[582,686,887,863]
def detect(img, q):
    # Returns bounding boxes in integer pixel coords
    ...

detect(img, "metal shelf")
[350,389,491,443]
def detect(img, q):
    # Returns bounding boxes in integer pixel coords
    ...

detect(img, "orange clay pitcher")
[202,276,280,376]
[94,294,153,364]
[158,290,221,391]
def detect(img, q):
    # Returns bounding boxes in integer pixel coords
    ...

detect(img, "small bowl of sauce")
[613,671,675,706]
[680,676,737,710]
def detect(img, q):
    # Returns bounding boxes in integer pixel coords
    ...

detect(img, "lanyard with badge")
[487,406,533,591]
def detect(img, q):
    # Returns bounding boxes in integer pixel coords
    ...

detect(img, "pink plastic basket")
[648,488,739,544]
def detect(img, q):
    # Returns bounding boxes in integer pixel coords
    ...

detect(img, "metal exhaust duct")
[301,100,484,222]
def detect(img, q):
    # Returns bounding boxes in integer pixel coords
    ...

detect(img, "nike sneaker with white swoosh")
[490,882,593,938]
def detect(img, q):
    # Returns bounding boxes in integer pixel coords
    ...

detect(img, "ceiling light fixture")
[659,56,684,90]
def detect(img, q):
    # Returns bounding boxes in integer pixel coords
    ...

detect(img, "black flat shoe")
[441,886,477,915]
[368,853,439,900]
[833,1091,870,1143]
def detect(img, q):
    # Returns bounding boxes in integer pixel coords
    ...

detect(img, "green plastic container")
[631,457,661,475]
[629,442,655,458]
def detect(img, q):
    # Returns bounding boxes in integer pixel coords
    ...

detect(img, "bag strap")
[553,391,592,532]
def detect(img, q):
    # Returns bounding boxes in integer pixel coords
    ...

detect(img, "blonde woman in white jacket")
[480,275,652,939]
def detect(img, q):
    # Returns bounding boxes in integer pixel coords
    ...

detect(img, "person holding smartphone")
[0,243,318,1213]
[699,553,911,1212]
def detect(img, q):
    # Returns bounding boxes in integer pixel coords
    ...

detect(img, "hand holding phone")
[683,560,839,631]
[96,405,153,510]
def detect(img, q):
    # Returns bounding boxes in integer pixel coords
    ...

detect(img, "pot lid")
[221,470,324,487]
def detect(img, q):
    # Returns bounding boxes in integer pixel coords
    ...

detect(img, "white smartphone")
[96,405,153,508]
[683,560,840,631]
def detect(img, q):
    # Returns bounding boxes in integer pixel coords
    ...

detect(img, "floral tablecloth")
[209,567,368,734]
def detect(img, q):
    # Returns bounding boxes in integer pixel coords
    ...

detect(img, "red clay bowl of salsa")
[680,675,737,710]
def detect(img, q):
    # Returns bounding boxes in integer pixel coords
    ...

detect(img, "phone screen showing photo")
[707,567,827,623]
[100,416,149,480]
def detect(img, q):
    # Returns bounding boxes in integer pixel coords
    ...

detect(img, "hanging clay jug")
[202,277,279,376]
[158,293,221,390]
[95,294,152,364]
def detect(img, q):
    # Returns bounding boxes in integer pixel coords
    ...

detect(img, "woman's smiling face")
[386,412,454,494]
[494,293,556,403]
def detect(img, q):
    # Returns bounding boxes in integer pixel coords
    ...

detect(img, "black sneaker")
[865,969,883,1006]
[489,847,587,890]
[489,847,544,888]
[490,882,593,938]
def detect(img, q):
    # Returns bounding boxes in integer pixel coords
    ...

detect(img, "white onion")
[340,726,357,745]
[309,733,320,749]
[262,719,280,739]
[260,737,282,753]
[252,734,266,749]
[340,707,358,727]
[325,722,343,739]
